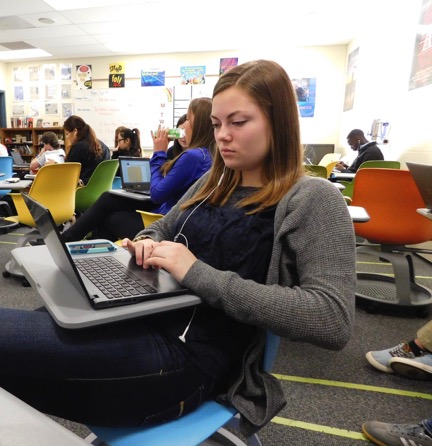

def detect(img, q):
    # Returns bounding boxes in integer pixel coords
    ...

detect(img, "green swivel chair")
[75,159,119,214]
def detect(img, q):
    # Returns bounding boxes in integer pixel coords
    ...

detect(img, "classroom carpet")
[1,225,432,445]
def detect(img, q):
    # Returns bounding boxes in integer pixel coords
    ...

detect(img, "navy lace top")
[154,187,276,383]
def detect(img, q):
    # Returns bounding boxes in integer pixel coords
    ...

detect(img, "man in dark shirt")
[335,129,384,173]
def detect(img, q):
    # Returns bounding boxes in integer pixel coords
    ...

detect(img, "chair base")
[356,245,432,312]
[356,273,432,305]
[0,201,19,233]
[3,229,41,281]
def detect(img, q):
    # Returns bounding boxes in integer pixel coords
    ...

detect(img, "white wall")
[1,47,348,149]
[0,0,430,165]
[338,0,431,166]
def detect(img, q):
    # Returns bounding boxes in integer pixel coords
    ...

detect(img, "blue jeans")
[0,307,216,426]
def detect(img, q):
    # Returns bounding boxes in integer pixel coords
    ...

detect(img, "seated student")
[113,125,128,152]
[61,98,212,242]
[0,59,355,433]
[29,131,65,172]
[111,127,142,160]
[63,115,110,184]
[0,143,8,156]
[110,127,142,175]
[335,129,384,173]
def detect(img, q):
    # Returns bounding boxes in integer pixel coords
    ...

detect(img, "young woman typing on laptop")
[0,60,355,433]
[61,101,213,242]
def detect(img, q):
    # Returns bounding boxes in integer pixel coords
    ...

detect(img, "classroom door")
[0,91,6,128]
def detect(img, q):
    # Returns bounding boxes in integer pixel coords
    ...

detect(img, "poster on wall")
[408,0,432,90]
[13,67,26,83]
[343,47,359,111]
[61,64,72,81]
[292,78,316,118]
[75,65,92,89]
[13,86,24,101]
[109,62,125,88]
[219,57,238,75]
[141,69,165,87]
[180,66,206,85]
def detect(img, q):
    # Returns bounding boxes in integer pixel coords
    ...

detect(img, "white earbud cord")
[175,168,225,342]
[174,169,225,248]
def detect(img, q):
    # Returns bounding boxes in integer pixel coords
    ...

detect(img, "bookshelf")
[0,127,66,159]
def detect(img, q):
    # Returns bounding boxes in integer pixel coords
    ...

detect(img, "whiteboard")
[72,82,216,150]
[72,87,174,149]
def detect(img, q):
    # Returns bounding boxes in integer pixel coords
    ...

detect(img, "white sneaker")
[365,343,416,373]
[389,354,432,381]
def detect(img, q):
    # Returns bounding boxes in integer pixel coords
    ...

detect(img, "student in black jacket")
[335,128,384,173]
[64,115,110,184]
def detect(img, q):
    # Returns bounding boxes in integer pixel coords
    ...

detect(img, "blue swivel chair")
[86,331,281,446]
[0,156,19,232]
[0,156,14,198]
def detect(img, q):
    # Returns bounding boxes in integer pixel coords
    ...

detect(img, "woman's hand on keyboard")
[122,237,160,269]
[145,241,197,282]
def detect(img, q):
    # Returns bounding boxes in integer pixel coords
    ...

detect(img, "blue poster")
[292,77,317,118]
[141,70,165,87]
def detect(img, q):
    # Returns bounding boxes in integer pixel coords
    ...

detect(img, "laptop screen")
[118,157,151,189]
[21,193,89,296]
[406,162,432,210]
[11,150,28,164]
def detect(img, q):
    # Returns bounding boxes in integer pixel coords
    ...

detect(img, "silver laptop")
[11,149,30,168]
[119,156,151,195]
[22,194,188,310]
[406,162,432,219]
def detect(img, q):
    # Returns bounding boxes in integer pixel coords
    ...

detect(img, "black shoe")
[29,238,45,246]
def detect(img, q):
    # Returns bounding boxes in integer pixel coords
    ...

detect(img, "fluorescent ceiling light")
[0,48,52,60]
[43,0,158,10]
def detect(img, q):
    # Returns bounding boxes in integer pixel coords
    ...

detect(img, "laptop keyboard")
[74,256,157,299]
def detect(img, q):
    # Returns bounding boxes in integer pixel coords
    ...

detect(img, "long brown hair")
[161,98,215,176]
[182,59,304,214]
[64,115,102,159]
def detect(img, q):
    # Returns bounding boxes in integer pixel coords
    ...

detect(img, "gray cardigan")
[135,174,356,435]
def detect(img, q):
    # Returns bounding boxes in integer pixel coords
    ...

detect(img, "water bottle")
[154,128,185,139]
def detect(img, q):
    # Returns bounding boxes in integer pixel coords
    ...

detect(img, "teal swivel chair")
[0,156,14,199]
[86,332,281,446]
[0,156,19,231]
[75,159,119,214]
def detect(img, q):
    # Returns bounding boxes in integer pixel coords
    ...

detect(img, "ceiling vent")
[0,16,35,31]
[0,41,36,51]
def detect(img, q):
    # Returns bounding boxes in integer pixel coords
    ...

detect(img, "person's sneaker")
[366,343,416,373]
[362,420,432,446]
[389,354,432,381]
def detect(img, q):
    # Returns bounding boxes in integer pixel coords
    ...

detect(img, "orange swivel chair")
[351,168,432,316]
